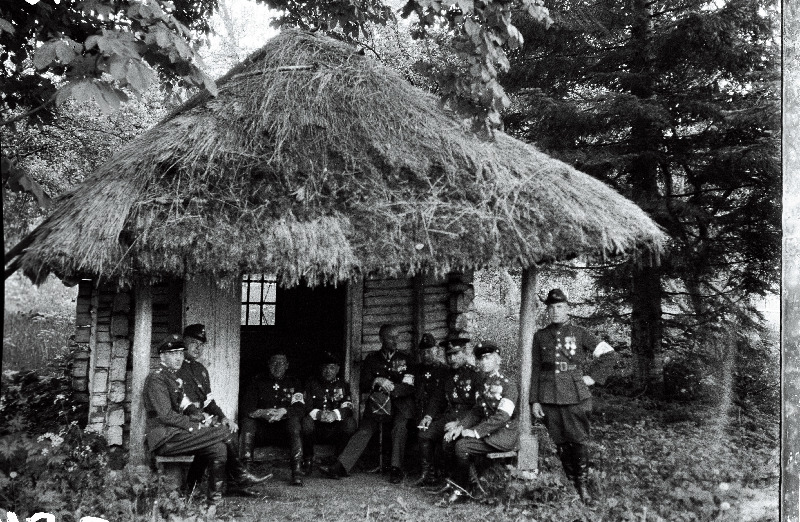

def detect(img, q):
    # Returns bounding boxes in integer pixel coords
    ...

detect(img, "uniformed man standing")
[442,341,518,504]
[301,352,357,475]
[240,352,306,486]
[144,334,269,506]
[176,323,237,492]
[529,288,615,504]
[320,324,416,484]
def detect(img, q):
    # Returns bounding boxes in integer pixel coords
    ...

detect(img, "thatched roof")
[10,29,666,287]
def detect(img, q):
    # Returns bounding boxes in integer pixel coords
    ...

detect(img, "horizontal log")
[364,295,414,307]
[363,314,413,326]
[364,288,413,299]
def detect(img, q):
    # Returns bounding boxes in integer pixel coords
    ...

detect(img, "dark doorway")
[239,280,346,393]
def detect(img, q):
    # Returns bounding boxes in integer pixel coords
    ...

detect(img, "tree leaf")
[33,41,57,70]
[55,40,78,64]
[125,60,155,94]
[0,17,15,35]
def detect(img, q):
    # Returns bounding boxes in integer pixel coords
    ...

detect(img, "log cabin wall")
[357,271,474,360]
[79,279,181,446]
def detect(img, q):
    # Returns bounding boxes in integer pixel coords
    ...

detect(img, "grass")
[2,311,74,372]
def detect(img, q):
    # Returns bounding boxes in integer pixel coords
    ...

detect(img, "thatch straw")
[12,29,666,287]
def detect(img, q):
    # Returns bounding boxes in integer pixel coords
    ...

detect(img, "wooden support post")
[515,267,539,476]
[348,278,364,417]
[412,274,426,361]
[129,284,152,466]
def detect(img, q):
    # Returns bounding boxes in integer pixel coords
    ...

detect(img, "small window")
[241,274,277,326]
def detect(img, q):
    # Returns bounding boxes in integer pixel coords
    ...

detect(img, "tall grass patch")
[3,312,74,372]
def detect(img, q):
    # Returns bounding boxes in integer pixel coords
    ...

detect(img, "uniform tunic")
[460,370,519,451]
[176,357,226,419]
[529,322,600,405]
[414,363,448,420]
[419,364,481,442]
[529,322,601,444]
[240,374,305,456]
[301,376,357,453]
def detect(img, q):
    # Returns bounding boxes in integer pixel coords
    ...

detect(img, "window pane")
[248,307,261,326]
[263,281,277,303]
[241,305,248,326]
[241,282,250,303]
[263,304,276,326]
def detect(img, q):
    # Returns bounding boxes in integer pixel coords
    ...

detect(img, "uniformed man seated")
[320,324,416,484]
[412,333,448,486]
[300,351,357,475]
[144,334,269,506]
[176,323,238,493]
[240,351,306,486]
[417,337,480,488]
[441,341,518,504]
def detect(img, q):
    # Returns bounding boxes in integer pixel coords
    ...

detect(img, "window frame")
[241,274,277,326]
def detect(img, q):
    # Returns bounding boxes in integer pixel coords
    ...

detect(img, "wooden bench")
[154,455,194,490]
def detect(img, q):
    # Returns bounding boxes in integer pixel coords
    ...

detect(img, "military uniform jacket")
[414,363,447,419]
[144,365,203,452]
[176,358,225,419]
[242,374,305,418]
[529,322,600,405]
[443,365,481,414]
[360,349,415,419]
[461,370,518,451]
[304,377,354,420]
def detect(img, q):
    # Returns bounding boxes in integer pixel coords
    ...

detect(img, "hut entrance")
[239,278,346,391]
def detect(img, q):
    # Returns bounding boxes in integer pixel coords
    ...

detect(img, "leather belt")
[541,362,577,371]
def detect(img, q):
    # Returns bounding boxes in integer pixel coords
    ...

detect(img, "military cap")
[320,351,340,365]
[183,323,207,343]
[473,340,500,358]
[441,337,470,355]
[158,334,186,353]
[542,288,568,305]
[419,333,437,350]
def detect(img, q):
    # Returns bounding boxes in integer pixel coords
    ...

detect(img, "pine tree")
[502,0,780,391]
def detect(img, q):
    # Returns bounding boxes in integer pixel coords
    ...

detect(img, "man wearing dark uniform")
[301,352,357,475]
[240,352,306,486]
[144,334,268,506]
[177,324,237,432]
[411,333,447,486]
[529,288,615,504]
[443,341,518,504]
[176,324,237,492]
[419,338,481,488]
[320,324,416,484]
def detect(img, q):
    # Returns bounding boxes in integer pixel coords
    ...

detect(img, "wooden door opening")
[239,278,347,391]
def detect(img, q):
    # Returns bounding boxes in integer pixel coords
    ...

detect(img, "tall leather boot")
[572,443,593,504]
[186,456,207,497]
[468,462,487,499]
[414,440,436,487]
[290,449,304,486]
[207,459,226,507]
[556,444,576,484]
[227,441,272,487]
[241,432,255,467]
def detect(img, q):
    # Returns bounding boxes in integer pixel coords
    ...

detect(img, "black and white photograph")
[2,0,794,520]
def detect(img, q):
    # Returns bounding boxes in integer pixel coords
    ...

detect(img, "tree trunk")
[630,261,663,393]
[627,0,664,394]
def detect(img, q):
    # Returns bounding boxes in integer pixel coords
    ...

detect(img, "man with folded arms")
[529,288,615,504]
